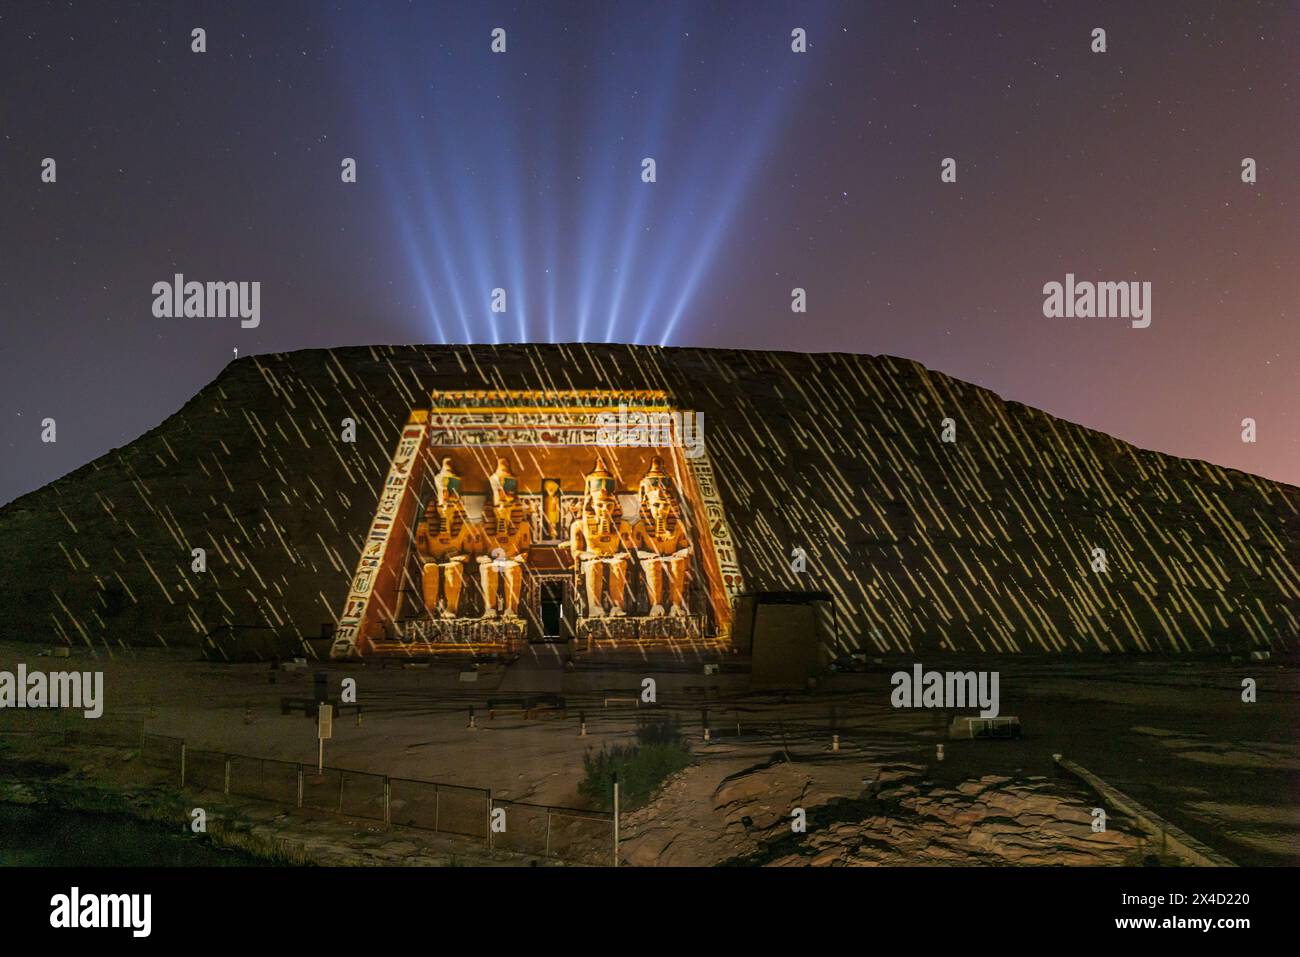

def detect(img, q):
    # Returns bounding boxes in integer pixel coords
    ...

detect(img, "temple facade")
[329,390,743,659]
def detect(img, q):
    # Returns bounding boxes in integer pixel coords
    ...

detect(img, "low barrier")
[1052,754,1236,867]
[8,712,616,865]
[133,734,611,864]
[490,799,612,865]
[227,754,300,805]
[142,732,184,770]
[389,778,490,839]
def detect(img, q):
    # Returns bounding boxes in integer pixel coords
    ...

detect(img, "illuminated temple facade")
[329,390,743,659]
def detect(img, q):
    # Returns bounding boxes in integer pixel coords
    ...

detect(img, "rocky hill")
[1,344,1295,656]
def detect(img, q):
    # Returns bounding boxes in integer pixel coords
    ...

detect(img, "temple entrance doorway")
[539,578,567,641]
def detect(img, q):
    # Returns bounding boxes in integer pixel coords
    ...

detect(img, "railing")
[14,715,618,865]
[142,731,183,770]
[226,753,300,804]
[489,799,613,865]
[389,778,490,838]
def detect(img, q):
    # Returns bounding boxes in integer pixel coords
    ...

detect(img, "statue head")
[640,456,677,529]
[586,456,615,497]
[435,457,462,506]
[430,458,463,527]
[490,456,518,507]
[585,457,618,528]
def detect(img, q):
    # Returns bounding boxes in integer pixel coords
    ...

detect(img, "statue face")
[498,475,518,505]
[593,493,616,522]
[648,491,673,525]
[437,499,460,527]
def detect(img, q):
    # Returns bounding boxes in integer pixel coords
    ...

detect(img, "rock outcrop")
[1,344,1295,654]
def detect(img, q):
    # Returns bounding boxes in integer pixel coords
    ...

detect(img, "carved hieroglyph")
[330,411,428,659]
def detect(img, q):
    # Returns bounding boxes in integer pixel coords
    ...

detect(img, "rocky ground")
[620,753,1150,867]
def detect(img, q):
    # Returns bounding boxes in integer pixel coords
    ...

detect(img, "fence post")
[545,810,552,859]
[383,776,391,829]
[224,756,231,796]
[487,794,493,849]
[179,742,187,788]
[337,770,345,814]
[296,764,304,808]
[613,776,620,867]
[434,786,440,833]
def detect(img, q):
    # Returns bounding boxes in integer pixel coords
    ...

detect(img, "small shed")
[732,591,836,689]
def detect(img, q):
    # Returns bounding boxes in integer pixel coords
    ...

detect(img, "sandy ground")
[1,642,1295,866]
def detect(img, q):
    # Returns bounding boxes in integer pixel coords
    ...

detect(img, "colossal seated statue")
[479,457,531,620]
[633,456,692,617]
[415,458,481,619]
[570,457,634,618]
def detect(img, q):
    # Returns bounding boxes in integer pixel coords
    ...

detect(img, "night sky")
[2,0,1296,506]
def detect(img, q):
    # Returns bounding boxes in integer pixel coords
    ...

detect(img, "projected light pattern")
[341,3,816,347]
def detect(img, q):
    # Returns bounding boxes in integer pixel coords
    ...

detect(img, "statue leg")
[608,558,627,616]
[641,558,665,617]
[443,562,464,618]
[504,562,523,619]
[584,560,604,617]
[668,558,688,616]
[422,563,442,617]
[481,563,499,618]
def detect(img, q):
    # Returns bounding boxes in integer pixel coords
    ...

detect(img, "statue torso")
[575,513,630,555]
[419,509,477,561]
[636,512,687,554]
[482,504,531,559]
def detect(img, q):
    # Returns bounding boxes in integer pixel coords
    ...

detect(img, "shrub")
[578,718,693,811]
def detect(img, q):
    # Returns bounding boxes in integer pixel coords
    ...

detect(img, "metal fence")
[299,766,387,821]
[127,733,613,864]
[0,710,147,749]
[228,754,299,804]
[490,799,612,865]
[186,748,227,792]
[142,731,183,770]
[389,778,490,839]
[68,719,141,748]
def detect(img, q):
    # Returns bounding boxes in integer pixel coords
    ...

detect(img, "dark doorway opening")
[540,579,566,641]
